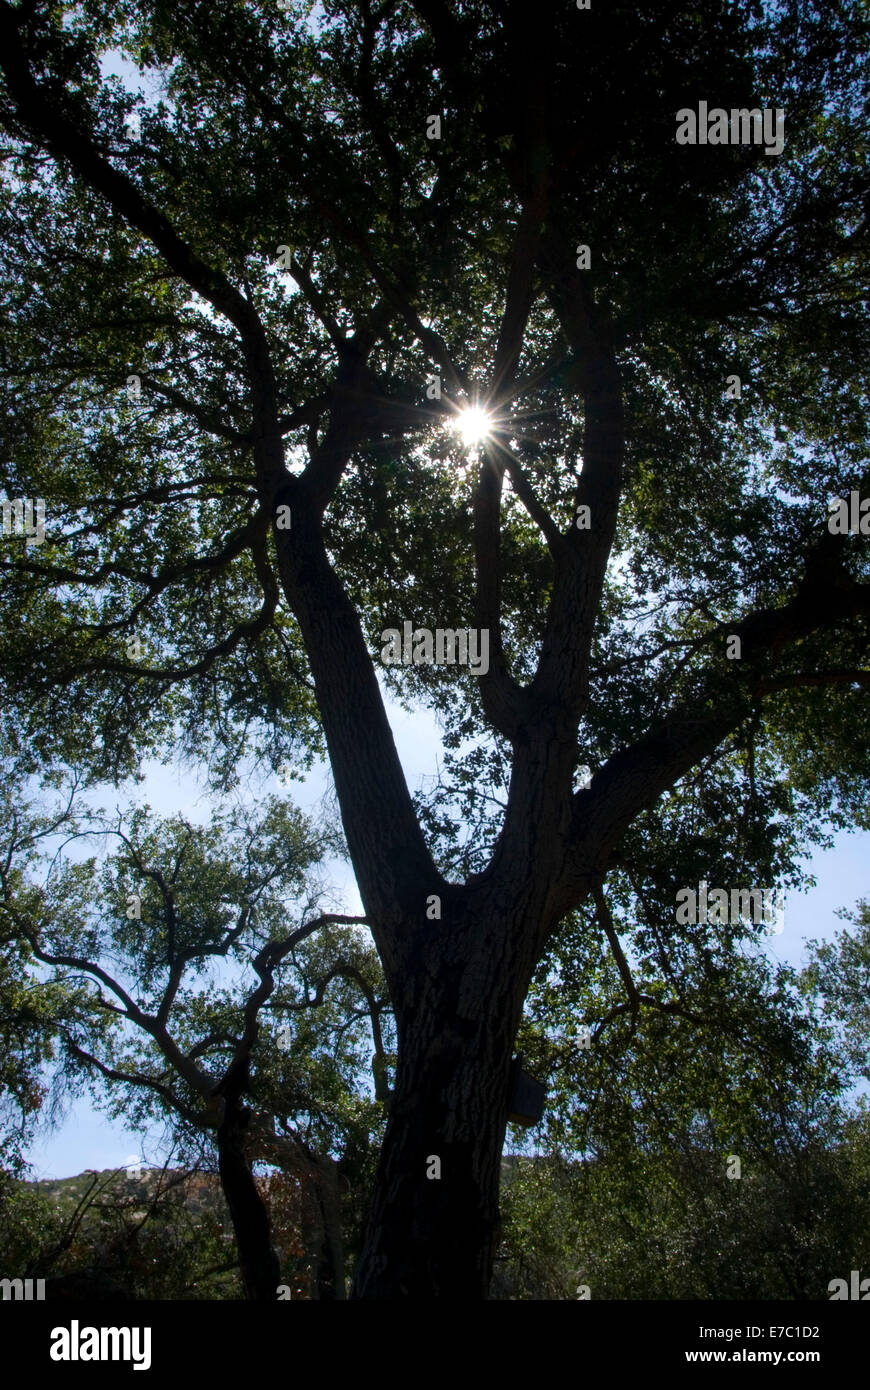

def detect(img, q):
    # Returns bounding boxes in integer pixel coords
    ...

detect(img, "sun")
[454,406,493,447]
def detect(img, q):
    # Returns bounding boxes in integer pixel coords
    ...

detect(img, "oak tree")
[1,0,869,1296]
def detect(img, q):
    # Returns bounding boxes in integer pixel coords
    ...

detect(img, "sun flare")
[454,406,492,447]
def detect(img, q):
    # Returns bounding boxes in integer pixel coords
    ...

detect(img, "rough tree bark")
[349,912,532,1298]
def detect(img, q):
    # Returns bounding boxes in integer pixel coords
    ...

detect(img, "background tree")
[0,765,103,1175]
[0,764,385,1298]
[803,898,870,1086]
[0,928,75,1174]
[0,1159,243,1300]
[1,0,868,1297]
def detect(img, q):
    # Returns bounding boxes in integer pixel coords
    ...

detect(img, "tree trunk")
[351,915,529,1299]
[216,1100,281,1301]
